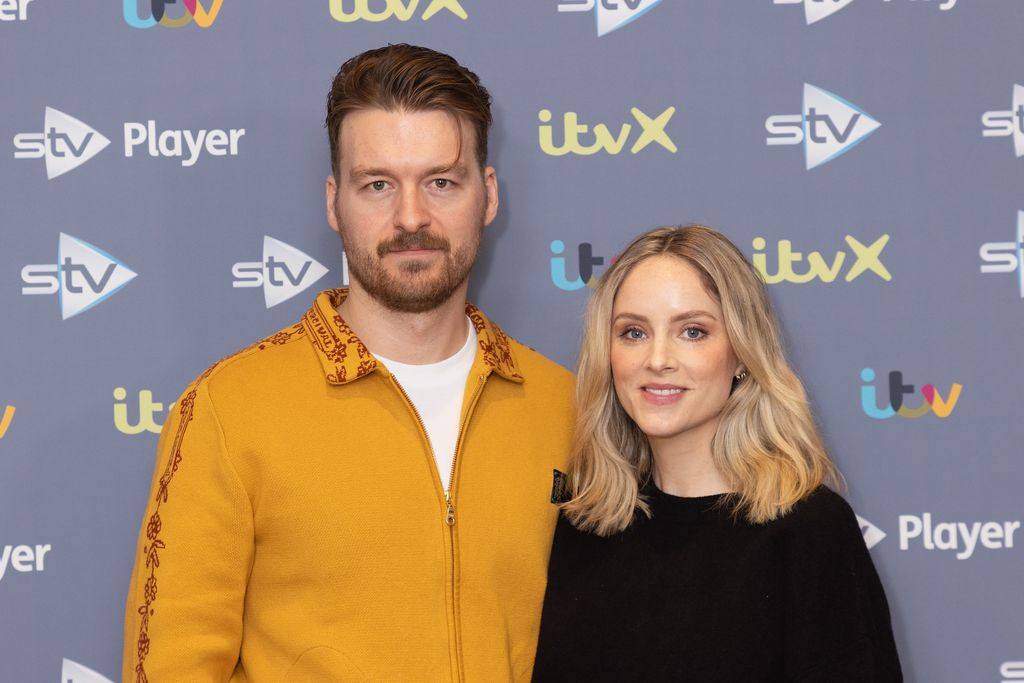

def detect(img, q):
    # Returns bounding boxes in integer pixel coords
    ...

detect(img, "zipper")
[389,372,487,683]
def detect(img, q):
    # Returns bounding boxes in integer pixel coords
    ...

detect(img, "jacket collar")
[302,288,524,385]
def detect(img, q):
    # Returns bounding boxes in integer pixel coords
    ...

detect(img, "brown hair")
[325,43,493,176]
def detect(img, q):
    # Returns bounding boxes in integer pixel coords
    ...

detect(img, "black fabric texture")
[532,485,902,682]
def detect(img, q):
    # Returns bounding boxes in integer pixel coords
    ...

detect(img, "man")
[123,44,573,682]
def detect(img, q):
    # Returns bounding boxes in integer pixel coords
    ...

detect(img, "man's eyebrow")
[347,163,470,181]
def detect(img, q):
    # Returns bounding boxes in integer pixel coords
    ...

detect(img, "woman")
[533,225,901,682]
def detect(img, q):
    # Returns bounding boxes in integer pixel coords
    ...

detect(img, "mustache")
[377,231,451,257]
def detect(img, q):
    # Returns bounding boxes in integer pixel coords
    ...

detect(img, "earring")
[734,370,749,382]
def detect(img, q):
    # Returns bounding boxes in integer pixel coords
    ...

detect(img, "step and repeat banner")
[1,1,1022,681]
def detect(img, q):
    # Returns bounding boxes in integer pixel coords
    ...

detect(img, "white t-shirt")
[374,318,477,492]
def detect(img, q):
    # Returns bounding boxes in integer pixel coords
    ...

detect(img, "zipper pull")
[444,491,456,527]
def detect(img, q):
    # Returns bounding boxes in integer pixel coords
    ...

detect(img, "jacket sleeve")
[123,378,254,683]
[782,490,903,683]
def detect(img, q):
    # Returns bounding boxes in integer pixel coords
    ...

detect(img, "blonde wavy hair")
[562,225,841,536]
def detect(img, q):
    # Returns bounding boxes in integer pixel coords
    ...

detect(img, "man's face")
[326,108,498,313]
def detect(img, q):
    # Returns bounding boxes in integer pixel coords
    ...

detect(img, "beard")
[341,224,482,314]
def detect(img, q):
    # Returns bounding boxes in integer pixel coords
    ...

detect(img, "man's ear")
[482,166,498,227]
[326,175,340,234]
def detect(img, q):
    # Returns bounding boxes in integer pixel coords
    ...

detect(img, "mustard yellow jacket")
[123,289,574,682]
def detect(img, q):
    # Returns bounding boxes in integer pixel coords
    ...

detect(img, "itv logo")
[557,0,663,37]
[114,388,172,435]
[328,0,466,22]
[981,84,1024,158]
[979,211,1024,298]
[232,236,332,308]
[550,240,615,290]
[123,0,223,28]
[538,107,677,156]
[765,84,881,169]
[859,368,962,419]
[12,107,111,180]
[21,233,138,320]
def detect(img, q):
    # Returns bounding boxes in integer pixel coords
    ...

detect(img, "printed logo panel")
[557,0,663,37]
[765,84,881,169]
[979,211,1024,298]
[21,233,138,320]
[62,659,115,683]
[114,388,171,435]
[538,107,677,156]
[859,369,962,419]
[232,236,332,308]
[123,0,224,28]
[0,544,51,582]
[12,108,111,180]
[0,0,34,22]
[328,0,467,23]
[0,405,14,440]
[774,0,958,25]
[1003,662,1024,682]
[981,85,1024,158]
[856,515,887,550]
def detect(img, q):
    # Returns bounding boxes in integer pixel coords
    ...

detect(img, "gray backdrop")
[2,1,1022,681]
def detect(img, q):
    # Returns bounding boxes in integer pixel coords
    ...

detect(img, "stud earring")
[734,370,749,382]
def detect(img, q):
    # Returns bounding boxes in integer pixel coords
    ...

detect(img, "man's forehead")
[337,107,476,169]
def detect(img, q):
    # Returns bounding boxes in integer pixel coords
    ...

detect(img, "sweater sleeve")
[122,378,254,683]
[781,489,903,683]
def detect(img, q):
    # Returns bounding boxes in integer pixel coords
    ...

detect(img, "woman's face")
[610,255,742,454]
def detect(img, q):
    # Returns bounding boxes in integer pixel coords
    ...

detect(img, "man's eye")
[370,180,387,191]
[433,179,450,189]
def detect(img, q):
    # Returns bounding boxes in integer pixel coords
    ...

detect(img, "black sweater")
[532,485,902,682]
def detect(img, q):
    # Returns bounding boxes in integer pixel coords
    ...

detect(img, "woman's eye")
[622,327,645,341]
[683,327,705,340]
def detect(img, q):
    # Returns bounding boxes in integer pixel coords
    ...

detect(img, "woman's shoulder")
[771,485,868,555]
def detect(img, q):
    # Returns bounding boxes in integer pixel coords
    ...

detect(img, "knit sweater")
[122,289,574,683]
[532,485,902,682]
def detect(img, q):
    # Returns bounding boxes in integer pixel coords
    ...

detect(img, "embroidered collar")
[302,288,524,385]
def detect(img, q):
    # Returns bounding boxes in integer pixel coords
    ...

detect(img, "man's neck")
[338,282,471,365]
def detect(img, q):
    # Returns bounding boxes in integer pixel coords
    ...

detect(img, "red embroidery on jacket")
[133,326,303,682]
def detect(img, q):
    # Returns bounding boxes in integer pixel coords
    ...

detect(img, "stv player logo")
[232,236,331,308]
[123,0,223,28]
[557,0,663,37]
[21,233,138,320]
[766,84,881,170]
[12,107,110,180]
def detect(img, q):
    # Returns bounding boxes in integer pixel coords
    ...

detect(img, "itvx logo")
[328,0,466,22]
[752,234,891,284]
[114,388,172,435]
[979,210,1024,298]
[860,368,962,419]
[12,107,110,180]
[557,0,662,37]
[981,84,1024,158]
[21,233,137,320]
[123,0,223,28]
[766,84,881,169]
[538,107,677,156]
[774,0,957,25]
[233,236,333,308]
